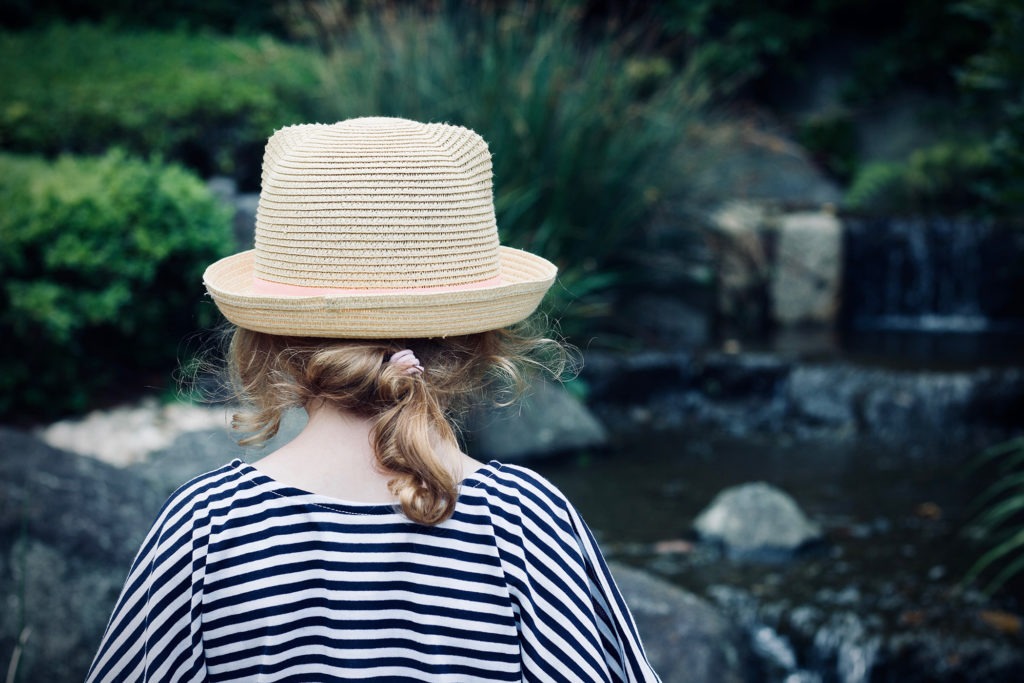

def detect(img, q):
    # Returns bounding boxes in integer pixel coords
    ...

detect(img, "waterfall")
[841,216,1024,334]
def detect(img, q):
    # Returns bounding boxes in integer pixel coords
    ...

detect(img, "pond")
[532,429,1024,683]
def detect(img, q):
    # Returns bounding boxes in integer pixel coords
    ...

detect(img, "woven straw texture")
[204,117,556,338]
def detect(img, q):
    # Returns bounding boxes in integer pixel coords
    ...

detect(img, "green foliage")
[840,0,1024,216]
[839,0,985,104]
[798,112,859,182]
[654,0,987,102]
[954,0,1024,210]
[660,0,826,94]
[963,436,1024,596]
[0,151,234,420]
[0,24,323,188]
[844,141,996,214]
[314,6,706,338]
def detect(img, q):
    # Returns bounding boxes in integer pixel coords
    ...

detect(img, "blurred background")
[1,1,1023,681]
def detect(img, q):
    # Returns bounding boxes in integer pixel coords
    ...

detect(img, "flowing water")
[842,217,1024,335]
[837,216,1024,371]
[532,430,1024,682]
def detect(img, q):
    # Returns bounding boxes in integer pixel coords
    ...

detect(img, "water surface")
[533,430,1022,680]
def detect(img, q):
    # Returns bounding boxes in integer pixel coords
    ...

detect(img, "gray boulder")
[466,380,608,461]
[207,175,260,249]
[131,407,306,496]
[610,563,754,683]
[0,428,161,683]
[771,211,842,327]
[694,482,822,559]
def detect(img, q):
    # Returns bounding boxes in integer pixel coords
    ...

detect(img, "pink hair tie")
[388,349,424,376]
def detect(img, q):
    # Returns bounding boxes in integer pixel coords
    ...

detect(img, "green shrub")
[0,151,234,420]
[0,24,324,189]
[844,141,996,214]
[955,0,1024,211]
[313,6,706,339]
[659,0,824,95]
[798,112,859,183]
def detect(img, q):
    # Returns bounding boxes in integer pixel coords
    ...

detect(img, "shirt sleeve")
[500,467,662,683]
[565,503,661,682]
[86,486,209,683]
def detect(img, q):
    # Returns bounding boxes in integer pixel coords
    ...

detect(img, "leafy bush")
[955,0,1024,211]
[0,151,234,420]
[0,24,324,189]
[653,0,987,102]
[658,0,825,95]
[311,6,707,338]
[844,141,996,214]
[798,112,859,183]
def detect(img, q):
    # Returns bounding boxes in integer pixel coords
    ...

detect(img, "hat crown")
[254,117,501,291]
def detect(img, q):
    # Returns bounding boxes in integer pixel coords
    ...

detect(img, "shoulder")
[469,461,571,506]
[464,461,578,535]
[161,460,247,511]
[145,461,252,540]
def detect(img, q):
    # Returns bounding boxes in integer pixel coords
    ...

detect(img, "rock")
[707,203,844,332]
[771,211,842,326]
[231,193,260,249]
[629,294,712,349]
[37,398,228,467]
[582,350,694,405]
[690,117,843,206]
[0,428,161,683]
[609,563,754,683]
[133,408,306,496]
[465,380,608,461]
[787,365,986,438]
[694,482,822,559]
[711,584,1024,683]
[695,352,791,402]
[966,368,1024,430]
[708,205,843,333]
[132,427,246,497]
[859,372,975,438]
[207,174,259,249]
[586,349,1024,439]
[786,365,862,429]
[708,201,774,337]
[205,175,237,202]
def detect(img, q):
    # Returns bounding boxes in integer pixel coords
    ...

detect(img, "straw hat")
[204,117,557,338]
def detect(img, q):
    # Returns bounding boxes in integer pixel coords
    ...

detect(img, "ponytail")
[374,361,458,524]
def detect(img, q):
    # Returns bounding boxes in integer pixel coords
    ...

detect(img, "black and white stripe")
[88,460,661,682]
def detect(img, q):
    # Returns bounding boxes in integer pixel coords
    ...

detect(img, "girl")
[88,117,661,682]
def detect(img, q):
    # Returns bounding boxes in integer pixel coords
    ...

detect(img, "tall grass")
[310,6,708,338]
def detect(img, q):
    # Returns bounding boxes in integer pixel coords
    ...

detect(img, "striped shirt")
[88,459,661,682]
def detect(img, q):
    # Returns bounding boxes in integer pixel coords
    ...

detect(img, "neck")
[302,400,377,465]
[251,401,483,502]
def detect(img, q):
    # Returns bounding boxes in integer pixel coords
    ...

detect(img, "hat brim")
[204,247,557,338]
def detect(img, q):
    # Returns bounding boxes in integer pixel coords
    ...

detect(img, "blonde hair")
[227,323,569,525]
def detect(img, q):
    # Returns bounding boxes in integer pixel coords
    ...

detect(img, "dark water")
[532,430,1023,682]
[839,329,1024,371]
